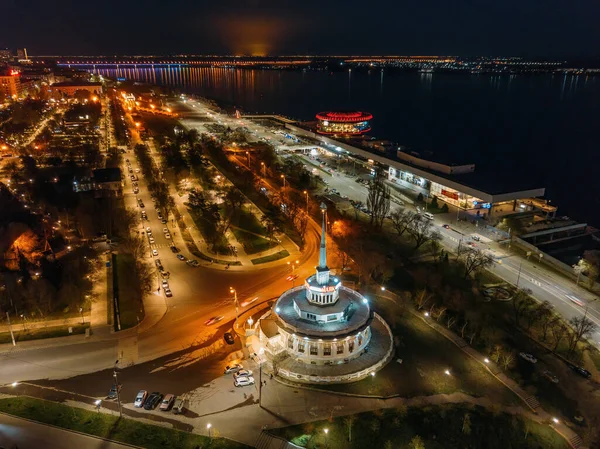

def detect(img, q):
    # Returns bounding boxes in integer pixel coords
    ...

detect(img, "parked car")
[159,394,175,411]
[144,392,163,410]
[224,364,243,374]
[186,259,199,266]
[163,228,169,234]
[146,227,152,233]
[172,397,185,415]
[177,254,186,261]
[165,233,171,239]
[165,288,173,298]
[107,384,122,400]
[152,249,159,257]
[542,370,559,383]
[224,332,235,345]
[161,280,169,289]
[134,390,148,408]
[519,352,538,364]
[170,246,180,253]
[234,376,255,387]
[149,237,155,244]
[567,363,592,379]
[233,369,253,380]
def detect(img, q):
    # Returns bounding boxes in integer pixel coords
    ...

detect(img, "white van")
[423,212,434,221]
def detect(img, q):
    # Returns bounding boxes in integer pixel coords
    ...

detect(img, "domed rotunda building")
[252,204,394,384]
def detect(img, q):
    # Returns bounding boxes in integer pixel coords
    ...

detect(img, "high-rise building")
[16,48,26,60]
[0,48,12,61]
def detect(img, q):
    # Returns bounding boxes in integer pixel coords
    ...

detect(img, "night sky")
[2,0,599,57]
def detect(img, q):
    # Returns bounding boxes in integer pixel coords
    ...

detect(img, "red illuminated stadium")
[316,111,372,135]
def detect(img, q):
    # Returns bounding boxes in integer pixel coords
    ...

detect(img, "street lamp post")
[303,190,309,213]
[206,423,212,439]
[79,307,84,325]
[516,260,523,288]
[246,151,251,169]
[324,428,329,449]
[261,162,266,177]
[5,311,16,346]
[230,287,239,329]
[113,370,123,418]
[280,174,286,189]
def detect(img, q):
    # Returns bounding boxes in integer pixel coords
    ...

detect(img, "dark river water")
[94,66,600,226]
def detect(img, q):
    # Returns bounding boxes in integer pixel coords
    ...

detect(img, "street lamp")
[247,317,254,329]
[113,365,123,418]
[324,428,329,449]
[230,287,239,328]
[79,307,84,325]
[94,399,101,413]
[280,174,286,188]
[246,151,251,169]
[260,162,266,177]
[444,369,451,376]
[206,423,212,438]
[303,190,309,213]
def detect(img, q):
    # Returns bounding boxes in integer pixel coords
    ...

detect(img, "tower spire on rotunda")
[318,202,328,269]
[316,203,330,285]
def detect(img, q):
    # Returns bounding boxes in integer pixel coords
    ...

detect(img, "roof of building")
[93,168,121,183]
[316,111,373,122]
[51,81,102,87]
[275,286,372,337]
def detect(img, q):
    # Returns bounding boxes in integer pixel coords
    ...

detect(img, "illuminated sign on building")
[441,189,459,200]
[9,70,20,76]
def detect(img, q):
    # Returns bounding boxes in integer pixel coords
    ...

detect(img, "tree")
[511,289,534,327]
[538,302,555,340]
[429,238,442,263]
[407,216,438,249]
[389,210,416,238]
[462,413,472,435]
[409,435,425,449]
[567,313,596,354]
[366,171,391,229]
[413,289,432,310]
[460,248,493,279]
[430,195,439,209]
[501,351,514,370]
[550,320,568,352]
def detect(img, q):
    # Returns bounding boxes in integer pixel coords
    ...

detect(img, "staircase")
[254,431,303,449]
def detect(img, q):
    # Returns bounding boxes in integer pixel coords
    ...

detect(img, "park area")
[270,404,568,449]
[313,297,519,407]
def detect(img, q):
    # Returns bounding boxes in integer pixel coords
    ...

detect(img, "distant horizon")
[9,53,599,62]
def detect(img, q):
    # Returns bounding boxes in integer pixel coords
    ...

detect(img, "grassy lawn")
[0,324,89,345]
[114,254,144,330]
[251,249,290,265]
[229,207,277,254]
[313,298,518,406]
[270,404,568,449]
[0,397,249,449]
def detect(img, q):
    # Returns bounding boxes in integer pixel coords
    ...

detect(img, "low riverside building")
[249,203,394,384]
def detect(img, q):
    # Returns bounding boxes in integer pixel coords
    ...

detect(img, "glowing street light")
[230,287,239,328]
[380,286,386,291]
[444,369,451,376]
[484,358,490,364]
[424,312,429,317]
[552,417,559,424]
[280,174,286,188]
[303,190,309,212]
[206,423,212,438]
[11,382,19,387]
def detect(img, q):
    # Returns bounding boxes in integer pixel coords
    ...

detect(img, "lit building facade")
[316,111,372,135]
[253,203,394,384]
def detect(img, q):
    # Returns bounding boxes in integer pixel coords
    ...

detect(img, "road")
[0,412,132,449]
